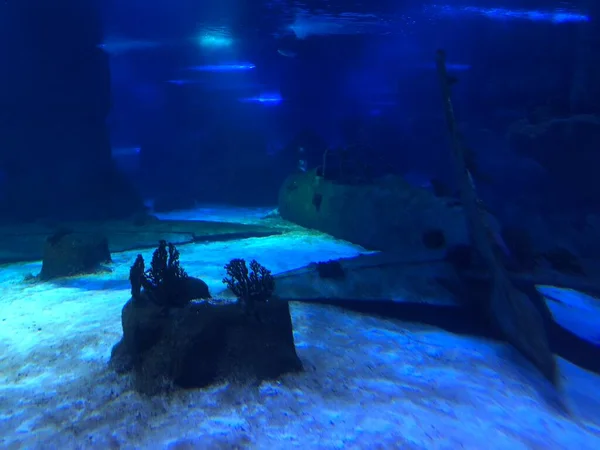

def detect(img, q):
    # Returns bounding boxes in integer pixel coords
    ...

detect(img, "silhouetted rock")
[111,243,301,395]
[39,230,111,280]
[315,260,346,279]
[0,1,144,221]
[110,295,302,395]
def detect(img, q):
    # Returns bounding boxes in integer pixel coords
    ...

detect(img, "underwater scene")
[0,0,599,448]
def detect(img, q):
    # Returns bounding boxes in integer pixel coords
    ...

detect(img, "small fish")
[239,93,282,105]
[277,48,297,58]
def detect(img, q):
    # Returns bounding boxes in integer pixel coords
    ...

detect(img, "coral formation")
[129,240,210,307]
[129,254,145,298]
[223,258,275,313]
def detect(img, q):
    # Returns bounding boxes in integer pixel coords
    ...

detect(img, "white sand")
[1,207,599,449]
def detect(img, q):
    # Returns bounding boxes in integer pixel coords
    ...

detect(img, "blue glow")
[446,63,471,71]
[240,93,282,105]
[198,32,233,48]
[187,63,256,72]
[412,62,470,71]
[288,10,391,39]
[166,79,203,85]
[98,36,161,56]
[431,5,589,23]
[111,146,141,157]
[463,6,590,23]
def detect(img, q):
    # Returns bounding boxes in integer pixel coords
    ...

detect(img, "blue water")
[1,0,599,448]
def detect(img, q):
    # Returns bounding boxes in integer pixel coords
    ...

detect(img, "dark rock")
[113,243,300,394]
[110,294,302,395]
[39,230,111,280]
[315,260,346,279]
[0,2,144,221]
[179,276,212,301]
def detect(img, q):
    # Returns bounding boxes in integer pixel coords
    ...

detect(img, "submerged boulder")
[39,229,111,280]
[110,295,302,395]
[110,243,302,394]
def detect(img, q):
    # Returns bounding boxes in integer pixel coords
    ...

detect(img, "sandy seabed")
[1,206,599,449]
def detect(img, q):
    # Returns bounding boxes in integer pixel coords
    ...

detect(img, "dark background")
[0,0,597,221]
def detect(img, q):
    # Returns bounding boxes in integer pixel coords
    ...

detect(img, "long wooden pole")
[435,50,558,386]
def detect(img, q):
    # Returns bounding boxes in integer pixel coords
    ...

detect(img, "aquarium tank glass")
[1,0,599,448]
